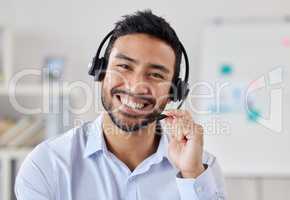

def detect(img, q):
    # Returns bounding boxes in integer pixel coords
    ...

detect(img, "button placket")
[125,176,137,200]
[196,185,203,193]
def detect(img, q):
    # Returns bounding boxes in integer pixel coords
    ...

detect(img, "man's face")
[101,33,175,132]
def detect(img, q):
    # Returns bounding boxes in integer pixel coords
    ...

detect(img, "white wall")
[1,0,290,82]
[1,0,290,118]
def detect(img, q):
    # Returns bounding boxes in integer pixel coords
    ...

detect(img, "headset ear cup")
[171,78,189,102]
[94,57,107,81]
[180,81,189,101]
[88,56,97,76]
[176,78,183,101]
[170,78,181,102]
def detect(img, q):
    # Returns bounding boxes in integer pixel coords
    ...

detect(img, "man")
[15,10,227,200]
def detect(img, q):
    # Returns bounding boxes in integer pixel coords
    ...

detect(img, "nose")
[127,73,150,95]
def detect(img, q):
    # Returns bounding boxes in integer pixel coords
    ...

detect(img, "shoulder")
[16,120,95,194]
[21,120,95,171]
[15,117,104,198]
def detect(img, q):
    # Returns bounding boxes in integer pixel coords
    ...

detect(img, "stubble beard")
[101,87,166,133]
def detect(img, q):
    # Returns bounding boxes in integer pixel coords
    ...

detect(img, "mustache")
[111,88,156,105]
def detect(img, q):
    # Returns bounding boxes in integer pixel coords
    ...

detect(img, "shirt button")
[127,176,135,183]
[215,191,224,199]
[196,185,203,193]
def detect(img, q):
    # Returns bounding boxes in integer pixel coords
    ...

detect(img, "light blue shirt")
[15,114,227,200]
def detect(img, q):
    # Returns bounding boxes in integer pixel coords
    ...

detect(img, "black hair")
[104,9,182,81]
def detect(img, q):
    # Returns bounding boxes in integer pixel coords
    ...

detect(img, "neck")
[102,113,160,171]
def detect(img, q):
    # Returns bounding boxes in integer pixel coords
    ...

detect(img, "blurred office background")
[0,0,290,199]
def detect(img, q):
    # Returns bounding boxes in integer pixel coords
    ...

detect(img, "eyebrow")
[115,53,170,74]
[115,53,137,63]
[147,63,170,74]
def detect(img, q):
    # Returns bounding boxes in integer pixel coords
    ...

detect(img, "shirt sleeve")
[175,154,227,200]
[15,143,55,200]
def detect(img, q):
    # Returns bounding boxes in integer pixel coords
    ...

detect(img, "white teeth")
[120,97,145,109]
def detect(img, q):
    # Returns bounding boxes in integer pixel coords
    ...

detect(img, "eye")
[148,72,164,80]
[116,64,131,70]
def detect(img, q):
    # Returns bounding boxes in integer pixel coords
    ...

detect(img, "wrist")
[181,164,207,178]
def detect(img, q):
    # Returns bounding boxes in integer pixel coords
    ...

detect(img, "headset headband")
[94,30,189,84]
[89,30,190,108]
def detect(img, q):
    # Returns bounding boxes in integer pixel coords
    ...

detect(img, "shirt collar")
[83,114,170,160]
[83,114,107,158]
[154,125,170,161]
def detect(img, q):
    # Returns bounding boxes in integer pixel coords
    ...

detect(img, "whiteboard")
[197,21,290,177]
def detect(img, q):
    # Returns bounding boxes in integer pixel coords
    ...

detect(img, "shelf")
[0,147,33,159]
[0,84,72,96]
[0,147,32,200]
[0,26,75,200]
[0,27,13,86]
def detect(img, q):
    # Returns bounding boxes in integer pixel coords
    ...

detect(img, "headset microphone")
[156,114,167,121]
[149,92,188,122]
[89,30,190,122]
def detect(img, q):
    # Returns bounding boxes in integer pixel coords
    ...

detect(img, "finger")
[163,119,182,141]
[163,110,193,123]
[164,115,175,123]
[174,119,190,141]
[163,109,191,117]
[190,123,204,145]
[168,132,175,140]
[164,117,191,140]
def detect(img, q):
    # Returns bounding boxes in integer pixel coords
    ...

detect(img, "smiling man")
[15,10,227,200]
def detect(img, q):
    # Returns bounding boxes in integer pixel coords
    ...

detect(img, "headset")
[88,30,190,121]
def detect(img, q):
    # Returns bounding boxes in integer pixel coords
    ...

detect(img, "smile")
[120,97,147,109]
[115,94,154,115]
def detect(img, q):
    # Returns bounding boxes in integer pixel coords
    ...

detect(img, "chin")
[108,111,153,133]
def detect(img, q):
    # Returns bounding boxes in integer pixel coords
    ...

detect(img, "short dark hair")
[104,9,182,81]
